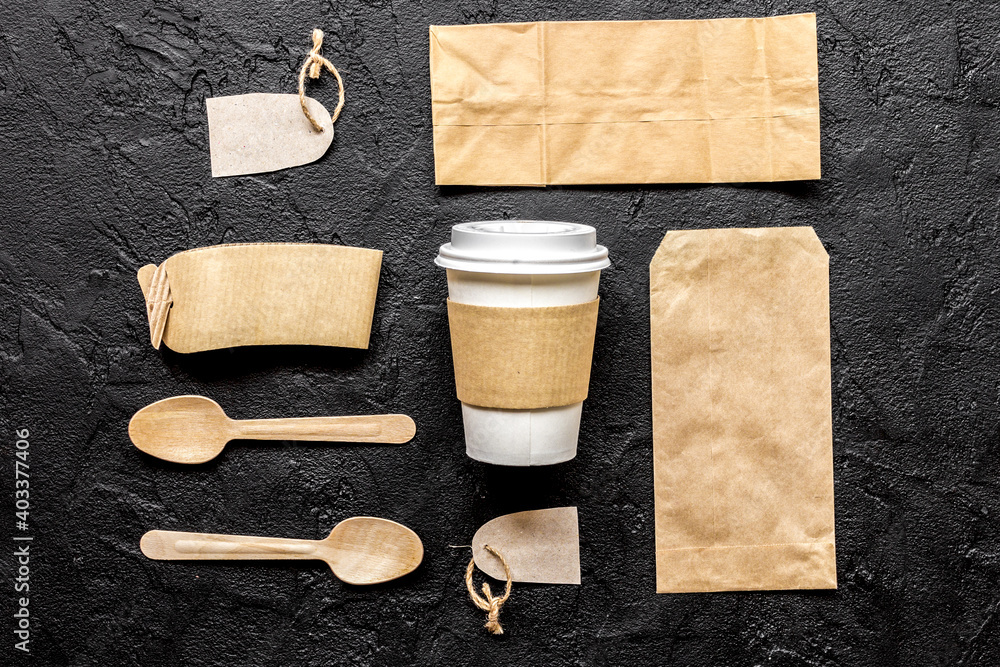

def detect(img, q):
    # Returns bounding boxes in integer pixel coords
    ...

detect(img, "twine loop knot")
[465,545,512,635]
[298,28,345,133]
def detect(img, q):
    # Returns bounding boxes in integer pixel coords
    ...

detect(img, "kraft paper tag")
[137,243,382,353]
[430,14,820,185]
[207,94,334,177]
[447,299,599,409]
[473,507,580,584]
[650,227,836,593]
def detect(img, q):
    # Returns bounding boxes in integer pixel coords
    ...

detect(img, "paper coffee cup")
[436,221,610,466]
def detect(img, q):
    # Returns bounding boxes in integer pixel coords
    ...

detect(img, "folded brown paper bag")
[430,13,820,186]
[137,243,382,353]
[650,227,836,593]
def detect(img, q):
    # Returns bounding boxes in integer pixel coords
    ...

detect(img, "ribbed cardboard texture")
[650,227,836,593]
[137,243,382,353]
[430,13,820,186]
[447,299,599,409]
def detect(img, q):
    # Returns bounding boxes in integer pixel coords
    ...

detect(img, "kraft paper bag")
[650,227,836,593]
[430,13,820,186]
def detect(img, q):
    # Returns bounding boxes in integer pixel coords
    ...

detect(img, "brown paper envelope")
[650,227,836,593]
[137,243,381,353]
[430,14,820,186]
[473,507,581,584]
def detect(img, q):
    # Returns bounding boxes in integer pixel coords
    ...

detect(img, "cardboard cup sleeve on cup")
[137,243,382,353]
[437,220,609,466]
[447,299,599,410]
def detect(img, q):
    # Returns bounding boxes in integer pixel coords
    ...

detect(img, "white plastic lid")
[435,220,610,275]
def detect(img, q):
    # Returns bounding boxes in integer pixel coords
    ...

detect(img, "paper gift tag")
[472,507,580,584]
[207,93,334,177]
[206,29,345,177]
[650,227,836,593]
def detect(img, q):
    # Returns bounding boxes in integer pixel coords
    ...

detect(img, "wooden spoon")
[141,517,423,585]
[129,395,416,464]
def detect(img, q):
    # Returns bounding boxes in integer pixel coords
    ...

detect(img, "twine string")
[297,29,345,133]
[465,545,513,635]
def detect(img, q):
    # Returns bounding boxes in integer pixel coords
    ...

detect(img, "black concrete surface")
[2,1,999,665]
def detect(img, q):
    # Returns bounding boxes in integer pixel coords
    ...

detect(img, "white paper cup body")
[436,221,609,466]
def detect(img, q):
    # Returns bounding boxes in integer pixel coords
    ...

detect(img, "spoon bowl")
[129,395,416,464]
[140,517,424,585]
[321,517,424,584]
[130,395,231,463]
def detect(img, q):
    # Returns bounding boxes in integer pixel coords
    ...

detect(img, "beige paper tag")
[473,507,580,584]
[650,227,836,593]
[430,14,820,185]
[447,299,599,409]
[207,93,333,177]
[137,243,381,353]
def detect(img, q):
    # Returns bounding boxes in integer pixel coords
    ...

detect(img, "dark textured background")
[2,1,999,665]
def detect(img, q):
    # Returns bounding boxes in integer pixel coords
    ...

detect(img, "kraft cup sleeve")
[447,298,600,410]
[137,243,382,353]
[429,13,820,186]
[650,226,836,593]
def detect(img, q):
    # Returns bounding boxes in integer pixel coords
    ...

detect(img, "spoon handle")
[232,414,416,444]
[141,530,319,562]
